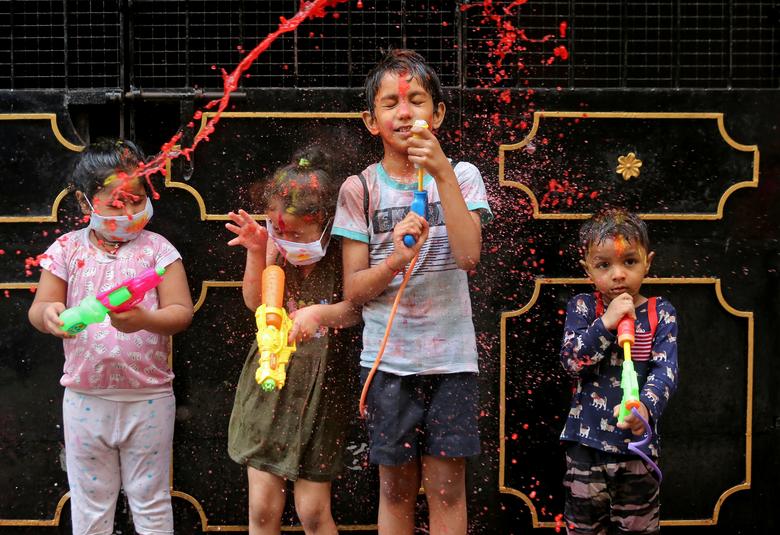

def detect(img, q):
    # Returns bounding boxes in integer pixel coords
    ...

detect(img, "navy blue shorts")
[360,368,481,466]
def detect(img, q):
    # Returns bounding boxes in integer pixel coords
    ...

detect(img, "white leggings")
[63,389,175,535]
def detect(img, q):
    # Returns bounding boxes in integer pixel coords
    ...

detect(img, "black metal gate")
[0,1,778,533]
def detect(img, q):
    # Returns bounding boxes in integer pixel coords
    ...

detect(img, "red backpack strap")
[647,297,658,339]
[594,292,604,317]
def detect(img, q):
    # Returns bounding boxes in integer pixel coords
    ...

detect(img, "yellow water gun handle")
[254,304,296,391]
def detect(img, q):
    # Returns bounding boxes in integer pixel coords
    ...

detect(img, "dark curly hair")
[69,138,148,198]
[579,207,650,254]
[363,49,445,117]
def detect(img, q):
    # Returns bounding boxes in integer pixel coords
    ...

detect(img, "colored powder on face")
[398,73,410,99]
[613,234,627,256]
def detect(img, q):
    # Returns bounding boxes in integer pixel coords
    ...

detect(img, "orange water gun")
[254,265,296,391]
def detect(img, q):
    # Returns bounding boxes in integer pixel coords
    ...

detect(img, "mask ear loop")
[319,217,333,247]
[83,195,96,213]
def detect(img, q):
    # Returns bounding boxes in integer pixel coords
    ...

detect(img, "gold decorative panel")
[498,112,759,220]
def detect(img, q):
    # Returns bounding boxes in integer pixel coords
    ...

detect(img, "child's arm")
[640,300,679,423]
[342,213,429,305]
[28,269,71,338]
[108,259,193,335]
[225,209,269,311]
[287,300,361,344]
[408,124,482,270]
[560,295,619,373]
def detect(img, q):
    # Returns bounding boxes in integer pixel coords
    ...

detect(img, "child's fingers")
[238,209,260,227]
[418,218,430,241]
[227,211,244,225]
[287,322,300,345]
[225,223,242,235]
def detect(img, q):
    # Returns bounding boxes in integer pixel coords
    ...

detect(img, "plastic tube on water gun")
[403,119,429,248]
[254,265,296,392]
[58,267,166,334]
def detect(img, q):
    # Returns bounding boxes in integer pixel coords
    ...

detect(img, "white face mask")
[266,219,331,266]
[86,197,153,242]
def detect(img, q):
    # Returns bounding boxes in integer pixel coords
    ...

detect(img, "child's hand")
[601,292,636,331]
[226,209,268,253]
[108,307,150,333]
[391,212,430,266]
[613,402,650,436]
[42,302,73,338]
[407,124,450,180]
[288,305,323,344]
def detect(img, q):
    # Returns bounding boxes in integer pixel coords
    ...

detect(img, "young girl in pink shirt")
[28,139,193,535]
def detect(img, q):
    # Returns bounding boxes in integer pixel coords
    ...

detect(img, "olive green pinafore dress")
[227,244,359,481]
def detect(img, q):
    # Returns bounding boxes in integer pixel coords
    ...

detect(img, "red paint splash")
[107,0,350,204]
[24,253,49,277]
[553,45,569,61]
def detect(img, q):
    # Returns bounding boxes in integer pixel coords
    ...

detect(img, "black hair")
[579,207,650,255]
[69,138,147,199]
[256,145,338,221]
[363,49,445,117]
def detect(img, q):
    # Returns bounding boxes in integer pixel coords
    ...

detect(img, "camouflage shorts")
[563,443,660,535]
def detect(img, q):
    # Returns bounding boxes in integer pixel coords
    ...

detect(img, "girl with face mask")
[225,146,362,535]
[28,139,194,535]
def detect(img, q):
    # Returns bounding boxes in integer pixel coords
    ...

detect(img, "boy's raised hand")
[407,123,451,180]
[391,212,430,267]
[226,209,268,253]
[601,292,636,331]
[614,401,650,436]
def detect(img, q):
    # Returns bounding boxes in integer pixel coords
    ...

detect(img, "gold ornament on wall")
[616,152,642,180]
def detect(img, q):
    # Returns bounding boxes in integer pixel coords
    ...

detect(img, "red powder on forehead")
[398,73,410,98]
[277,214,286,233]
[614,234,628,256]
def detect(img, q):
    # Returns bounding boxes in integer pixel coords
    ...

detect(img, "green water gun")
[59,267,165,334]
[617,315,641,423]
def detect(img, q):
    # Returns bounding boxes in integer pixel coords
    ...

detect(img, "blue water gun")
[403,119,429,247]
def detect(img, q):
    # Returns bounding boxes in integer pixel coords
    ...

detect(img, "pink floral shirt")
[40,228,182,392]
